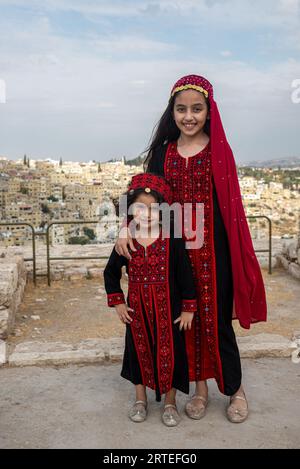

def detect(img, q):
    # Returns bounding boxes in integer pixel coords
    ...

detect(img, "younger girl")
[104,173,198,426]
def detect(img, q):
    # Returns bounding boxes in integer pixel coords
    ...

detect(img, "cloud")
[0,0,299,162]
[0,0,299,25]
[88,36,178,54]
[220,50,232,57]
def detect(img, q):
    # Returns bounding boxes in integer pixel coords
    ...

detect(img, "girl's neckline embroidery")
[175,139,210,159]
[133,229,161,250]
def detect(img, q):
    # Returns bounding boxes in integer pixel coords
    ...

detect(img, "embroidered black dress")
[146,141,242,396]
[104,227,198,401]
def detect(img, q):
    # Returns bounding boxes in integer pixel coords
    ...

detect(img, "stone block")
[237,333,296,358]
[0,339,7,365]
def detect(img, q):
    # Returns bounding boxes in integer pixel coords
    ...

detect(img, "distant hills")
[103,154,300,168]
[242,156,300,168]
[126,154,300,169]
[124,155,145,166]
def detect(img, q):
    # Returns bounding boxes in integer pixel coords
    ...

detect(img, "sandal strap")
[191,395,207,404]
[230,395,247,402]
[164,404,177,410]
[135,400,147,406]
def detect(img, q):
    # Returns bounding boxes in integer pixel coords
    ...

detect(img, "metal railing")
[247,215,272,274]
[46,220,109,286]
[0,215,273,287]
[0,222,37,285]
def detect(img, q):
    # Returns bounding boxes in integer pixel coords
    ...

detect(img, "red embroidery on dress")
[164,141,224,392]
[151,239,174,394]
[128,236,174,395]
[128,282,155,389]
[182,299,198,312]
[140,283,154,342]
[107,292,125,307]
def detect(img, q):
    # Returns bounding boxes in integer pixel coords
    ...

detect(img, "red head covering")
[170,74,212,100]
[170,74,267,328]
[128,173,173,205]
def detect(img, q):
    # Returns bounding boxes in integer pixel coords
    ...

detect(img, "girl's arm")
[103,247,128,307]
[173,236,198,313]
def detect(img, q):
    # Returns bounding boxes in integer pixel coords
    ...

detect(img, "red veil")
[171,75,267,329]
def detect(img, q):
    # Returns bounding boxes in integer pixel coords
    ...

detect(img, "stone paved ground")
[0,358,299,449]
[6,266,300,349]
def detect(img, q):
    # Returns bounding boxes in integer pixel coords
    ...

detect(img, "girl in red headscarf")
[104,173,198,426]
[115,75,267,423]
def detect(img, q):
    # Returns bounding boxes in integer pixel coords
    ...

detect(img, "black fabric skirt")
[213,184,242,395]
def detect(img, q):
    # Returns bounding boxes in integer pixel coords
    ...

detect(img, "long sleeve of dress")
[103,247,128,307]
[173,236,198,313]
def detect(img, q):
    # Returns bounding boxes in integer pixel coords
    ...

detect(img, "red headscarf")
[171,74,267,328]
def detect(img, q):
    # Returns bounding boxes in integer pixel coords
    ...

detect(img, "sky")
[0,0,300,163]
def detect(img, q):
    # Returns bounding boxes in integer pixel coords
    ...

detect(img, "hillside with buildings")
[0,154,299,247]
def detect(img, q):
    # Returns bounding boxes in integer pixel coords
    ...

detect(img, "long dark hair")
[143,92,210,171]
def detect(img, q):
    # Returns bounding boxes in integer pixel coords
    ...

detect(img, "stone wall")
[0,244,114,281]
[276,238,300,280]
[0,238,285,281]
[0,255,27,340]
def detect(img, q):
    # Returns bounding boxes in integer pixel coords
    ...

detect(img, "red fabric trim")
[181,299,198,312]
[152,239,174,395]
[128,283,155,389]
[107,292,125,307]
[140,281,155,343]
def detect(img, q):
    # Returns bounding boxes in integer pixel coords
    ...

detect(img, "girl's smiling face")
[173,89,209,137]
[131,192,160,230]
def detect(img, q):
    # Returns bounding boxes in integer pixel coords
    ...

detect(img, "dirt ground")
[7,266,300,347]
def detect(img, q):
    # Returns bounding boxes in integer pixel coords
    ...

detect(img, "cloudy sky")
[0,0,300,163]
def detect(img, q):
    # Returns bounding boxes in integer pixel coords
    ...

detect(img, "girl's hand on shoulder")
[115,227,136,260]
[174,312,194,331]
[115,303,134,324]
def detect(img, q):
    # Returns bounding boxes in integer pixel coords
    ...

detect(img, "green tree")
[41,203,50,214]
[83,227,96,240]
[68,236,89,245]
[47,195,59,202]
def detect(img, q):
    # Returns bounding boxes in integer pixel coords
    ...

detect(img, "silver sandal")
[185,395,208,420]
[162,404,181,427]
[226,394,249,423]
[129,400,147,423]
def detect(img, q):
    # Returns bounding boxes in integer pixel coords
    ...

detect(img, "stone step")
[4,333,298,367]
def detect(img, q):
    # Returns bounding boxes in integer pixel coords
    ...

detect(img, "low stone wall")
[276,239,300,280]
[0,255,27,340]
[0,238,285,281]
[0,243,114,281]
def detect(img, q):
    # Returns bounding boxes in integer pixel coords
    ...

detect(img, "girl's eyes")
[177,108,202,112]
